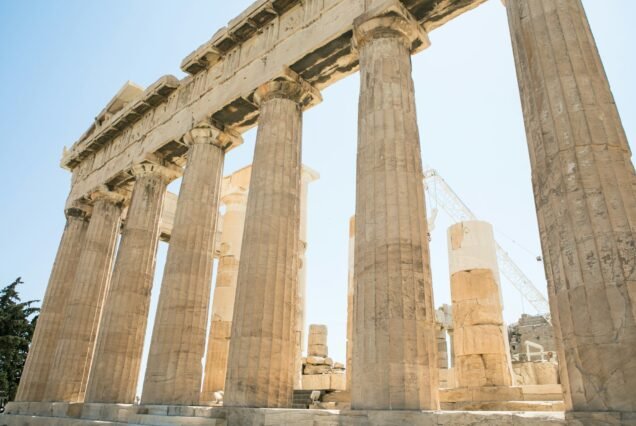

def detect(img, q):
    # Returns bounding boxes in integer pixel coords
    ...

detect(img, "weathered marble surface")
[224,79,318,408]
[15,207,89,402]
[45,192,124,402]
[506,0,636,413]
[2,402,568,426]
[86,165,175,404]
[351,2,438,411]
[201,169,250,403]
[61,0,485,209]
[142,125,240,405]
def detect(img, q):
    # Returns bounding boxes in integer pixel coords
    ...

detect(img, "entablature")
[63,0,485,209]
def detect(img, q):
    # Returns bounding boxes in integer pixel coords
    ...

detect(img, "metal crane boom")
[423,169,550,316]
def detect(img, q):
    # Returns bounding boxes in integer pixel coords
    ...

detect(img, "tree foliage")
[0,277,39,401]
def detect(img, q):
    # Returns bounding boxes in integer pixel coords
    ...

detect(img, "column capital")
[254,77,321,109]
[353,2,430,53]
[183,121,242,151]
[301,165,320,185]
[64,201,91,220]
[221,191,248,208]
[89,185,126,206]
[131,162,181,183]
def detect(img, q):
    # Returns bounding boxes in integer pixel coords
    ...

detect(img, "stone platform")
[439,385,565,411]
[2,402,568,426]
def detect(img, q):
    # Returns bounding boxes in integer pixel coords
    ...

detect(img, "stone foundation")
[440,385,565,412]
[2,402,567,426]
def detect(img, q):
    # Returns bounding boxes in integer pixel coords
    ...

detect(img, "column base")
[565,411,636,426]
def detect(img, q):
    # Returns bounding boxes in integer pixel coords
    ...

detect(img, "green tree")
[0,277,39,401]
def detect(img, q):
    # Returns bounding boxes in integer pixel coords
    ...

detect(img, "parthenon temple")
[3,0,635,425]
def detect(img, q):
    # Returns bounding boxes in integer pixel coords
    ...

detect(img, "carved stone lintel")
[183,122,243,151]
[131,162,181,183]
[89,185,126,206]
[254,77,321,109]
[353,2,430,53]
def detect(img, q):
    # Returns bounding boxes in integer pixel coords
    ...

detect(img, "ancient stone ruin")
[4,0,635,424]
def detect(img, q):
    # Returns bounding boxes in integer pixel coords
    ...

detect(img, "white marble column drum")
[506,0,636,415]
[15,204,90,402]
[224,78,321,408]
[448,221,513,388]
[351,3,439,410]
[141,123,241,406]
[84,163,178,404]
[44,189,124,402]
[201,190,248,403]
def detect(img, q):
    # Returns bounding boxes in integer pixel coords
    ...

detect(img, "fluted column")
[45,189,124,402]
[15,204,90,402]
[351,3,438,410]
[85,163,178,404]
[346,216,355,391]
[141,123,241,406]
[201,191,248,402]
[224,78,321,408]
[293,167,319,389]
[506,0,636,415]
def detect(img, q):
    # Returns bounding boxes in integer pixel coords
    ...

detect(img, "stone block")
[439,387,473,403]
[304,364,332,375]
[308,325,329,358]
[441,400,564,412]
[301,374,346,391]
[513,361,559,385]
[440,386,526,403]
[521,384,563,401]
[454,325,507,356]
[439,368,457,389]
[302,374,331,390]
[308,344,328,357]
[81,403,133,422]
[471,386,523,402]
[306,355,326,365]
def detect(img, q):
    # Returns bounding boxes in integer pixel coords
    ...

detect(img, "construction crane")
[423,168,551,318]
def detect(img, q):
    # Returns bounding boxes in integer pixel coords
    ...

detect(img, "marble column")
[44,189,124,402]
[15,204,90,402]
[85,163,178,404]
[436,329,449,370]
[200,190,248,402]
[506,0,636,416]
[294,167,319,389]
[351,3,438,410]
[346,216,355,391]
[307,325,328,357]
[448,221,513,388]
[224,78,320,408]
[141,123,241,406]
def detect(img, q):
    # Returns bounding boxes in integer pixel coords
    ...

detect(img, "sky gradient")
[1,0,634,395]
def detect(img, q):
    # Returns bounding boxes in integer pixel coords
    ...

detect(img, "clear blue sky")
[1,1,634,392]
